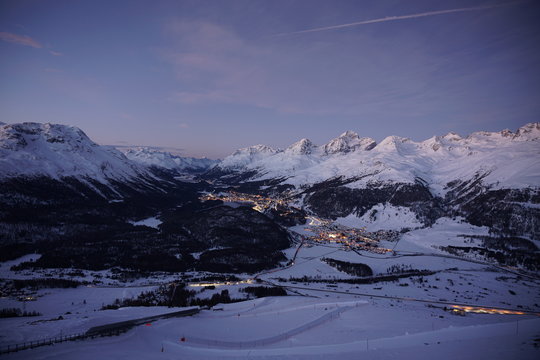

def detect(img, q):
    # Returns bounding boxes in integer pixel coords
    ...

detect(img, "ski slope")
[3,296,538,360]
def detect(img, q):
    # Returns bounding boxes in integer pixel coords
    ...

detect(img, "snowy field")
[1,217,539,359]
[2,296,539,360]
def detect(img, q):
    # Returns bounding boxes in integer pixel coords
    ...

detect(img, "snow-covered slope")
[215,124,540,193]
[0,122,154,184]
[218,144,279,170]
[322,130,376,154]
[120,147,218,174]
[212,124,540,237]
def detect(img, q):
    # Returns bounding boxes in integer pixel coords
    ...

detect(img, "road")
[273,284,540,316]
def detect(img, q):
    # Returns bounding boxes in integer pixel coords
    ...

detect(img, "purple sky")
[1,0,539,158]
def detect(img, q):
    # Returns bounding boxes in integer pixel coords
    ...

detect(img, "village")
[200,191,398,255]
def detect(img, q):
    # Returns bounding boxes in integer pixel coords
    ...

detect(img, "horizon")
[77,120,540,160]
[2,120,537,160]
[1,0,539,158]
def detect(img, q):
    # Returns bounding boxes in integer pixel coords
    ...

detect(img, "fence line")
[0,308,200,355]
[0,333,86,355]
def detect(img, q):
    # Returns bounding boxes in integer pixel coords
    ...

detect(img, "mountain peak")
[220,144,279,170]
[514,122,540,141]
[323,131,376,155]
[0,122,148,182]
[339,130,359,139]
[121,146,218,173]
[286,138,315,155]
[0,122,95,151]
[442,132,463,141]
[232,144,278,156]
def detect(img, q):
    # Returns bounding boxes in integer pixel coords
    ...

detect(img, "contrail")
[274,2,517,36]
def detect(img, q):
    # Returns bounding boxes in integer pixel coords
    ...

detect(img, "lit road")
[273,284,540,316]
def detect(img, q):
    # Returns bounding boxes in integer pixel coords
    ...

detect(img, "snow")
[129,217,162,229]
[336,203,423,232]
[216,123,540,194]
[120,147,217,173]
[0,122,154,185]
[3,297,538,360]
[1,122,539,359]
[2,215,539,359]
[218,144,279,170]
[395,217,490,253]
[0,254,41,278]
[322,130,376,154]
[286,138,315,155]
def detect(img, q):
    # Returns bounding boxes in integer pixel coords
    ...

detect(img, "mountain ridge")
[205,123,539,238]
[213,123,540,193]
[1,121,538,237]
[119,146,218,174]
[0,122,154,184]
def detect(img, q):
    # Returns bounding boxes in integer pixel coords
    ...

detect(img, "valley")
[0,122,539,359]
[1,188,539,359]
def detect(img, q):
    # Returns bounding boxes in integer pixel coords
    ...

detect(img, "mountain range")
[215,124,540,194]
[119,147,218,174]
[1,121,539,239]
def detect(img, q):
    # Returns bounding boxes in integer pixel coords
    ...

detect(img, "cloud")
[160,12,533,122]
[162,21,326,113]
[274,2,518,36]
[162,20,439,117]
[1,31,63,56]
[0,31,43,48]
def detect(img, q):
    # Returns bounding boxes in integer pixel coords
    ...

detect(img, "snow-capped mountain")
[286,138,315,155]
[120,147,218,174]
[0,122,153,183]
[0,122,197,206]
[218,144,279,170]
[210,124,540,238]
[215,124,540,193]
[322,130,377,154]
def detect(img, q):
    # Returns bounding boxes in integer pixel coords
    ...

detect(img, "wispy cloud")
[162,20,433,116]
[161,6,534,123]
[274,2,517,36]
[1,31,63,56]
[0,31,43,48]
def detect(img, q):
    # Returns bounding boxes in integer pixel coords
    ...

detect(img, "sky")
[1,0,539,158]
